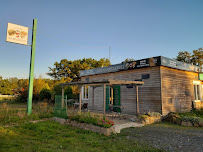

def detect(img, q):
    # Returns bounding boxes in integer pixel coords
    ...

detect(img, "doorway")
[106,86,120,111]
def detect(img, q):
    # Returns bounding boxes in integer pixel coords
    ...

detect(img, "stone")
[193,123,199,127]
[181,121,187,126]
[175,119,182,125]
[186,122,193,127]
[198,121,203,127]
[181,121,193,127]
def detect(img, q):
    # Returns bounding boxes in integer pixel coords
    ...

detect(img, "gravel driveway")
[119,123,203,152]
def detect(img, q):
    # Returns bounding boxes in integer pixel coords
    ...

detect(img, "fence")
[53,95,68,119]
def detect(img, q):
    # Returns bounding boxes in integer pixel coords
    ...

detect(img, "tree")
[176,48,203,68]
[39,88,52,101]
[0,77,14,95]
[191,48,203,67]
[123,58,135,62]
[47,58,111,82]
[64,86,73,99]
[176,51,192,63]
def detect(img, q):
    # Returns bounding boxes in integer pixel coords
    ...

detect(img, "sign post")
[6,19,37,115]
[27,19,37,115]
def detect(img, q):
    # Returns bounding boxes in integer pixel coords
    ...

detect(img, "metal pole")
[27,19,37,115]
[109,46,111,63]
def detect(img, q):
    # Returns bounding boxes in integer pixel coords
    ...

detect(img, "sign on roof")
[6,23,29,45]
[80,56,201,77]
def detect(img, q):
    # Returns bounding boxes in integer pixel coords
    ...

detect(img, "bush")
[162,112,179,123]
[39,88,52,101]
[64,86,73,99]
[16,90,28,103]
[147,112,161,117]
[163,111,203,127]
[178,108,203,119]
[53,85,62,96]
[139,115,149,120]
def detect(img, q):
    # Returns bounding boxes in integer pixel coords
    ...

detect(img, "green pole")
[27,19,37,115]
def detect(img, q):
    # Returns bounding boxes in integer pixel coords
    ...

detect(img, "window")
[193,81,202,101]
[82,85,89,100]
[142,74,150,79]
[168,98,173,104]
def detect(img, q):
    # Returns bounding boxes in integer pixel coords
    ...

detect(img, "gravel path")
[119,123,203,152]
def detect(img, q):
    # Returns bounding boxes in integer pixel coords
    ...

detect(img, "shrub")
[64,86,73,99]
[162,112,179,123]
[39,88,52,101]
[163,111,203,127]
[147,112,161,117]
[69,113,114,128]
[53,85,62,96]
[16,90,28,103]
[180,116,203,125]
[139,115,149,120]
[181,116,192,122]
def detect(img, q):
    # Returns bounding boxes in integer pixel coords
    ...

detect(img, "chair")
[113,105,124,119]
[106,104,114,119]
[81,103,88,111]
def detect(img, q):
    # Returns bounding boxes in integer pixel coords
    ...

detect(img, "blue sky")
[0,0,203,79]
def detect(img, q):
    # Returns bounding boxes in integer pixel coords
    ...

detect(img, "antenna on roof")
[109,46,111,63]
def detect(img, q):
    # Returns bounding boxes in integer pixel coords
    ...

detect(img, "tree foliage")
[176,48,203,67]
[123,58,135,62]
[47,58,111,82]
[0,77,21,95]
[39,88,52,100]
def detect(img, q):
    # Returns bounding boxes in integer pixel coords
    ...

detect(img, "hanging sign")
[6,23,28,45]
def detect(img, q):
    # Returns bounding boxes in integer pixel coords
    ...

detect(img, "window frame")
[82,85,89,100]
[193,81,202,101]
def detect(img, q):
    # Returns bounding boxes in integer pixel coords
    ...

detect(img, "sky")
[0,0,203,79]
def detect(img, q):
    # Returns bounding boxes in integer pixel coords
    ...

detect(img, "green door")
[106,86,110,111]
[113,86,121,112]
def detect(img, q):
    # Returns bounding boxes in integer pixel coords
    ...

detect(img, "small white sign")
[6,23,29,45]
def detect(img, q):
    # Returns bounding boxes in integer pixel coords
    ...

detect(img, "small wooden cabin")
[79,56,202,115]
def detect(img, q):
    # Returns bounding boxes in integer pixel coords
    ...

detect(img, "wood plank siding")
[81,66,162,115]
[160,66,199,115]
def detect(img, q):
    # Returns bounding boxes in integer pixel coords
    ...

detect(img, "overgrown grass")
[69,112,114,128]
[177,108,203,119]
[0,121,162,152]
[0,101,53,125]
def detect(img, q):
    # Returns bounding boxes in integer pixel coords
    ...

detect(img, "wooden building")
[79,56,202,115]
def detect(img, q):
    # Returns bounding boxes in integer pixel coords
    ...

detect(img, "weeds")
[0,101,53,125]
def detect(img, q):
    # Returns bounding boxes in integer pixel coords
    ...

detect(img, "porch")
[57,79,144,117]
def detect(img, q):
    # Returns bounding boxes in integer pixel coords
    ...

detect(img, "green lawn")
[0,101,162,152]
[0,121,162,152]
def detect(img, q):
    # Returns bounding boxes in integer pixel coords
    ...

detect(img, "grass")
[0,101,163,151]
[0,100,54,125]
[0,121,162,152]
